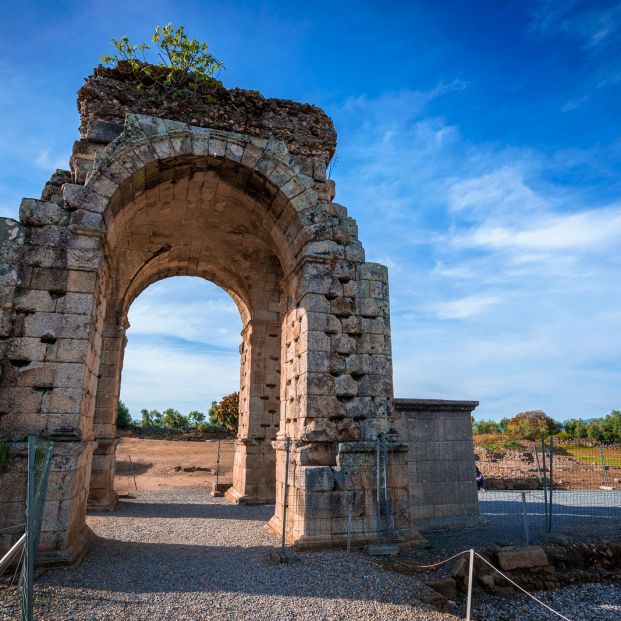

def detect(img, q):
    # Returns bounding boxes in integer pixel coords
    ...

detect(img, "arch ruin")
[0,68,480,563]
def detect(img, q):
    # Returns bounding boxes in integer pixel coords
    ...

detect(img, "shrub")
[100,23,224,97]
[209,392,239,434]
[506,410,559,440]
[472,418,501,435]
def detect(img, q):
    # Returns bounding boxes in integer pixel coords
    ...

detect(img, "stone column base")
[38,523,95,566]
[225,438,276,504]
[88,437,119,511]
[267,439,425,549]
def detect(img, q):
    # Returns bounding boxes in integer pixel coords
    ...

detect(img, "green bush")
[208,392,239,434]
[101,23,224,97]
[506,410,559,440]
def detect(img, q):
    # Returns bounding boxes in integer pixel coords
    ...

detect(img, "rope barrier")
[475,553,574,621]
[385,548,471,570]
[382,548,575,621]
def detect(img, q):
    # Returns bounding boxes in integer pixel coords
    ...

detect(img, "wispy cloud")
[435,294,501,320]
[529,0,621,92]
[34,148,70,172]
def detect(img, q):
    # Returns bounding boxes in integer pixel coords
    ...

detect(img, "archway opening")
[112,276,242,495]
[87,156,289,510]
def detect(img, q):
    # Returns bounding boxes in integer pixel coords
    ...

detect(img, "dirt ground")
[113,437,235,492]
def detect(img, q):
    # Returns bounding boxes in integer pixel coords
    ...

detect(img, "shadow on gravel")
[42,539,396,603]
[114,460,154,475]
[90,500,275,521]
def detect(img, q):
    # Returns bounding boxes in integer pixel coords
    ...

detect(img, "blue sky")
[1,0,620,421]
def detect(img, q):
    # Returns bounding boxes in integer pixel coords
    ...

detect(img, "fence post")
[548,436,554,534]
[466,548,475,621]
[22,436,35,621]
[128,454,138,491]
[375,436,381,545]
[215,440,221,491]
[382,437,393,545]
[599,446,609,487]
[534,446,543,486]
[347,499,353,554]
[280,437,291,553]
[541,437,548,532]
[521,492,530,545]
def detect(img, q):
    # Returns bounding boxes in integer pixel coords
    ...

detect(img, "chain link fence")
[0,437,54,621]
[475,437,621,545]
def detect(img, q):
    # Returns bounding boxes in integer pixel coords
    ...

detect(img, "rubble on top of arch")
[77,63,337,162]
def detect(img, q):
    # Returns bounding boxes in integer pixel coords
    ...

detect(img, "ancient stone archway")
[0,71,480,564]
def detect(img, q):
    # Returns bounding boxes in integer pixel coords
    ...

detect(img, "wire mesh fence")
[475,437,621,545]
[0,437,54,621]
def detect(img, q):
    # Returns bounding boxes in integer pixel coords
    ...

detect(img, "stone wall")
[393,398,480,529]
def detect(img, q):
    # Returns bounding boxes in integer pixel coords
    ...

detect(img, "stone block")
[20,198,69,227]
[335,374,357,397]
[496,546,549,571]
[86,120,124,144]
[297,466,334,491]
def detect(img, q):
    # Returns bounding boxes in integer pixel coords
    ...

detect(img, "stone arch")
[0,103,410,562]
[82,117,317,509]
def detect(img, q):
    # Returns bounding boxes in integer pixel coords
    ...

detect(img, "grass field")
[562,445,621,467]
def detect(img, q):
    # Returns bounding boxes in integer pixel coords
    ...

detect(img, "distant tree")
[207,401,219,426]
[140,408,153,427]
[116,401,132,428]
[162,408,189,428]
[188,410,205,426]
[498,418,510,434]
[472,419,501,435]
[151,409,163,427]
[210,392,239,433]
[506,410,559,440]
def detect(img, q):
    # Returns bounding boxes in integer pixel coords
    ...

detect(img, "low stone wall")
[451,541,621,593]
[393,399,480,530]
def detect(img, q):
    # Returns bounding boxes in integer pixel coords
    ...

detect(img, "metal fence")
[475,437,621,545]
[0,437,54,621]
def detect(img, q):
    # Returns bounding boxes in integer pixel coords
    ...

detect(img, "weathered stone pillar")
[226,318,281,503]
[88,323,126,510]
[0,197,106,563]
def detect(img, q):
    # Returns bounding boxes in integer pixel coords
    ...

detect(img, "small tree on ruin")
[100,23,224,97]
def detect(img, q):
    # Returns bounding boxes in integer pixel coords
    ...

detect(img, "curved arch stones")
[0,90,480,563]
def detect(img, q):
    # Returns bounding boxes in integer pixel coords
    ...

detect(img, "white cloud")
[120,343,239,417]
[448,166,550,218]
[330,87,621,420]
[455,205,621,252]
[435,295,501,320]
[34,148,70,172]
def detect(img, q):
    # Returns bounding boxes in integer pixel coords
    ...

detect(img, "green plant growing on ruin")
[100,23,224,97]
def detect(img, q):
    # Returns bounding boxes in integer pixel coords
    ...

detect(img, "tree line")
[116,391,239,433]
[472,409,621,443]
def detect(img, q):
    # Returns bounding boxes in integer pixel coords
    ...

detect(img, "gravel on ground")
[465,582,621,621]
[0,487,457,621]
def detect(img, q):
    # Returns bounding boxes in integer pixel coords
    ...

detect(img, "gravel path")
[468,582,621,620]
[0,488,455,621]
